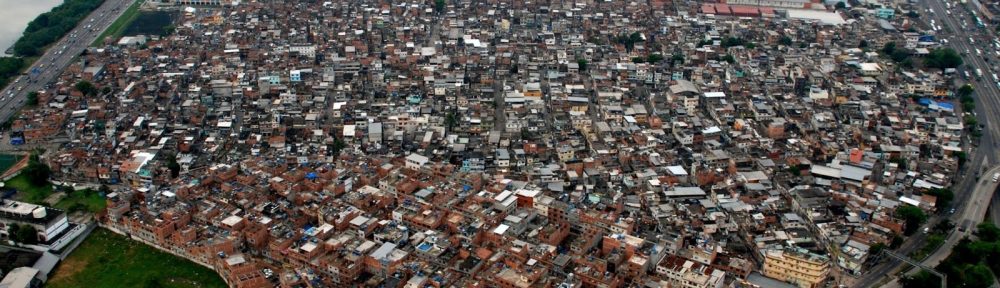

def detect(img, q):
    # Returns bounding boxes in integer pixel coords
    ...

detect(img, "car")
[923,227,930,234]
[993,172,999,182]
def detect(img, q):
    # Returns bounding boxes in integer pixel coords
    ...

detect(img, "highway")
[920,166,1000,266]
[852,0,1000,286]
[0,0,134,126]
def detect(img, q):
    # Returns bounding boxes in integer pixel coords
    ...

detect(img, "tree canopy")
[13,0,104,56]
[896,205,927,235]
[924,188,954,210]
[23,153,51,186]
[958,84,975,97]
[75,80,97,96]
[10,223,39,245]
[924,48,963,69]
[778,36,793,46]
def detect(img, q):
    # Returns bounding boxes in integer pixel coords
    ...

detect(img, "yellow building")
[762,248,831,288]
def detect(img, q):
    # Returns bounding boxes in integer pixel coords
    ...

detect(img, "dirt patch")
[47,257,88,283]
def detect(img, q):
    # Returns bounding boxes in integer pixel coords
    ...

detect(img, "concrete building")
[762,248,831,288]
[0,200,69,243]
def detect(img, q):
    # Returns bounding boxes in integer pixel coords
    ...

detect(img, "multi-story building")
[656,255,727,288]
[0,199,69,243]
[762,248,831,288]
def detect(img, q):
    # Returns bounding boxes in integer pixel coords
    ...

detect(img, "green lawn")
[53,189,107,213]
[5,173,52,204]
[47,228,227,288]
[93,0,143,46]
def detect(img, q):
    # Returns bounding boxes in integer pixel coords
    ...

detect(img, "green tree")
[576,58,588,71]
[161,25,176,36]
[721,37,745,48]
[26,91,38,106]
[75,80,97,96]
[859,39,869,48]
[444,112,458,132]
[924,48,963,69]
[671,54,684,63]
[778,36,793,46]
[164,153,180,178]
[896,205,927,235]
[435,0,445,12]
[614,32,644,51]
[646,54,664,63]
[955,151,968,167]
[330,135,347,158]
[788,166,801,175]
[835,1,847,9]
[13,0,104,56]
[965,263,994,288]
[890,49,910,63]
[958,84,975,97]
[882,42,897,56]
[925,188,954,210]
[965,115,978,127]
[10,223,39,245]
[900,271,940,288]
[870,242,887,256]
[632,57,646,63]
[890,233,904,248]
[22,153,50,186]
[977,222,1000,242]
[722,54,735,63]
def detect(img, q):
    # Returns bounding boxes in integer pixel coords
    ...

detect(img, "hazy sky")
[0,0,64,56]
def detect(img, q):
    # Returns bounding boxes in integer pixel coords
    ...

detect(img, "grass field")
[47,228,227,288]
[6,173,52,204]
[53,189,107,213]
[92,0,143,46]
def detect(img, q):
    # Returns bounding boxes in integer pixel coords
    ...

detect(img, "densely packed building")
[10,0,968,287]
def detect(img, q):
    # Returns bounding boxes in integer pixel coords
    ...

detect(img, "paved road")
[925,166,1000,261]
[0,0,134,125]
[878,165,1000,287]
[852,0,1000,286]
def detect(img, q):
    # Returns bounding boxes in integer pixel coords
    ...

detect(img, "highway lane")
[853,0,1000,286]
[0,0,134,126]
[925,0,1000,229]
[880,165,1000,288]
[916,166,1000,267]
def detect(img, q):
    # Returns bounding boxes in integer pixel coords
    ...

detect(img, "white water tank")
[32,207,46,219]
